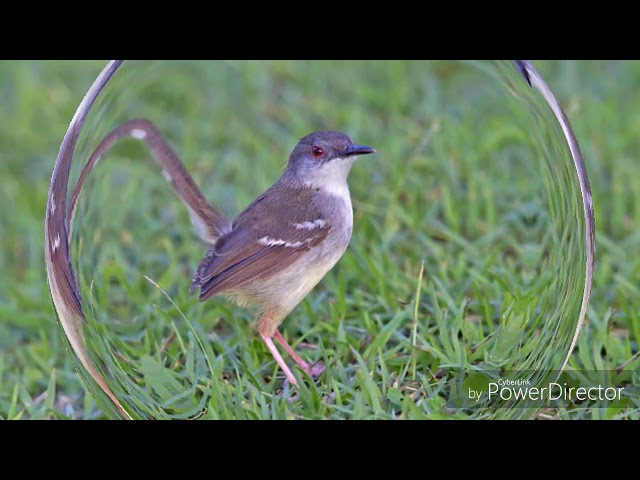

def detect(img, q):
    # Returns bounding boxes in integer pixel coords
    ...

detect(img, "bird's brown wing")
[194,182,331,301]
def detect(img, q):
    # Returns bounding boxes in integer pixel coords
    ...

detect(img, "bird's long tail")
[68,118,231,245]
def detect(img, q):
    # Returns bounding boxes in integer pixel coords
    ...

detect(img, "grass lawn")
[1,60,638,419]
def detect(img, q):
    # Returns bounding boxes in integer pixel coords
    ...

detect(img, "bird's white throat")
[303,157,355,201]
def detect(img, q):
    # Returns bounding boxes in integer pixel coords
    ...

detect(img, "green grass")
[1,60,639,420]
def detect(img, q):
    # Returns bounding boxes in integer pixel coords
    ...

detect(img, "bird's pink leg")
[274,330,326,378]
[260,333,298,386]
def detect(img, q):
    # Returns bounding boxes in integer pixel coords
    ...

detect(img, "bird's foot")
[282,361,326,393]
[302,361,326,378]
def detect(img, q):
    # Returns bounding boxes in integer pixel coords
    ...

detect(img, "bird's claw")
[304,361,326,378]
[282,361,326,391]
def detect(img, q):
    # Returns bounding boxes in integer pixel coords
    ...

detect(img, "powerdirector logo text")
[445,370,638,411]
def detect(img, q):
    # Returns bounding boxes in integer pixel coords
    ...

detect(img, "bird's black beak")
[341,144,376,157]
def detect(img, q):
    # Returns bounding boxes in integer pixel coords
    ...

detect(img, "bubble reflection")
[47,61,593,419]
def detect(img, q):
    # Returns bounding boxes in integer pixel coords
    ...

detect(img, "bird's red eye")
[312,146,324,158]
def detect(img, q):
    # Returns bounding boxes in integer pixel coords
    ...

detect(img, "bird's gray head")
[285,130,376,195]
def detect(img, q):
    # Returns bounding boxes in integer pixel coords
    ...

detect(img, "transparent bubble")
[47,61,594,419]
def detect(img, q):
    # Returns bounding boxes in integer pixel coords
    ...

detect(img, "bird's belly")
[229,224,352,318]
[223,191,353,325]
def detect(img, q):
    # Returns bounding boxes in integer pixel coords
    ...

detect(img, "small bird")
[190,130,376,385]
[73,121,375,388]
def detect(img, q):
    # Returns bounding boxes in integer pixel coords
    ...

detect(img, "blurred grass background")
[0,60,638,419]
